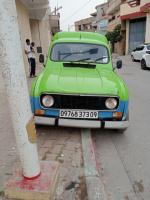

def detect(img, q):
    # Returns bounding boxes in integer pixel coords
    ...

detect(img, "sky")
[49,0,107,31]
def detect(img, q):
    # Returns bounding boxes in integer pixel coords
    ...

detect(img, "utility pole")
[0,0,40,179]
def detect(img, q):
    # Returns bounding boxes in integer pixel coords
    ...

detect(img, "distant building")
[92,2,110,35]
[75,17,95,32]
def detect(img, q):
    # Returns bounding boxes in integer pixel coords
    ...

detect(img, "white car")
[141,51,150,70]
[131,44,150,61]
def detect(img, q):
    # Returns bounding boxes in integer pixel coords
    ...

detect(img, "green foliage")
[105,24,123,43]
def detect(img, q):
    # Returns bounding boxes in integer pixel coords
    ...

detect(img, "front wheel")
[141,59,147,70]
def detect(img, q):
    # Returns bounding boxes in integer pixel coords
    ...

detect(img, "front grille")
[40,94,119,110]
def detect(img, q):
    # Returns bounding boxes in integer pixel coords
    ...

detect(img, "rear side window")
[136,46,144,51]
[147,45,150,50]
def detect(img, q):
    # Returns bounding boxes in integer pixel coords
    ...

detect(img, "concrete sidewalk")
[0,64,87,200]
[0,74,17,198]
[0,64,43,198]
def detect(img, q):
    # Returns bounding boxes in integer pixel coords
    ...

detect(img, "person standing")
[24,39,36,78]
[25,39,32,77]
[30,42,36,77]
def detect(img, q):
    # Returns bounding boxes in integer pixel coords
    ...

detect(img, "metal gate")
[129,18,146,52]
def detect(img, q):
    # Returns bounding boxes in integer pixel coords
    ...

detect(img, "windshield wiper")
[95,56,108,62]
[61,53,73,60]
[74,58,91,62]
[61,49,98,61]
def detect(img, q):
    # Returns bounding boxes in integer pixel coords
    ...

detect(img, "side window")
[147,45,150,50]
[139,46,144,51]
[136,46,144,51]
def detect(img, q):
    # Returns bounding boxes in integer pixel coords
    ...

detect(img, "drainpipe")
[0,0,40,179]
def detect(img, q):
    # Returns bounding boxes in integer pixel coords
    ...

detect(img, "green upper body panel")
[31,32,128,101]
[52,31,109,45]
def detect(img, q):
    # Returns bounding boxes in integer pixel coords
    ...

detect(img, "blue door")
[129,18,146,52]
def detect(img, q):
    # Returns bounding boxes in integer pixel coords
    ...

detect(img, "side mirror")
[39,54,45,64]
[116,60,122,69]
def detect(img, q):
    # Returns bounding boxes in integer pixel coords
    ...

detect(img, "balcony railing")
[107,0,122,14]
[126,0,141,7]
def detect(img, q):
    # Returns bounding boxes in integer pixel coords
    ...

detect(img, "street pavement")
[93,55,150,200]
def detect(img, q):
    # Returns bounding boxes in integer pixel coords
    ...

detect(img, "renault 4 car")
[30,32,129,131]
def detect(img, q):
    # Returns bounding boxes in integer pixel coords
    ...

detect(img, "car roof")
[138,44,150,47]
[52,31,108,46]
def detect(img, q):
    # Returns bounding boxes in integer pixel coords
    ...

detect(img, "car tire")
[131,55,135,62]
[141,59,147,70]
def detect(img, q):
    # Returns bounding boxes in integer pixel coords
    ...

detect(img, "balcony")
[120,0,141,19]
[107,0,122,15]
[126,0,140,7]
[21,0,49,20]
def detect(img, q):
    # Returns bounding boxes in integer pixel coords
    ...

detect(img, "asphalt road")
[93,56,150,200]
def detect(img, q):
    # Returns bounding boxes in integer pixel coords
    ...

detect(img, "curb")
[81,129,107,200]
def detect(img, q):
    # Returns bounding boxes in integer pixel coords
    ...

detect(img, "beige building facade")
[106,0,126,55]
[107,0,122,31]
[120,0,150,54]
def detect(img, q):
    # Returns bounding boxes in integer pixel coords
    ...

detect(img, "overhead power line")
[62,0,93,24]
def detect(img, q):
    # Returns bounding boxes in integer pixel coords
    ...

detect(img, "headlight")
[105,98,117,110]
[42,95,54,108]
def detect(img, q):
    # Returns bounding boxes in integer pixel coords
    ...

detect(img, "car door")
[132,46,142,60]
[146,45,150,67]
[136,45,145,60]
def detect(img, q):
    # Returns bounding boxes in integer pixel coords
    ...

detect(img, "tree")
[105,24,123,52]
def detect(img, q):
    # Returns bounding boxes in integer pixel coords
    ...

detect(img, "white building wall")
[145,13,150,43]
[125,20,129,55]
[15,0,32,74]
[30,18,51,59]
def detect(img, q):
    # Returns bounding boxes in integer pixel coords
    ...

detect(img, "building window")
[78,25,81,31]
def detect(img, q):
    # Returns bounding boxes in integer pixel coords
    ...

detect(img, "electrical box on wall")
[37,46,42,53]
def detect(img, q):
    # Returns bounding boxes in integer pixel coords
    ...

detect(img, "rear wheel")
[141,59,147,70]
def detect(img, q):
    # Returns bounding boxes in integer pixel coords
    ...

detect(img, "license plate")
[59,110,98,119]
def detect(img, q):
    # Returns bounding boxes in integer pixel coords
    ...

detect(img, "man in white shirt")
[25,39,36,78]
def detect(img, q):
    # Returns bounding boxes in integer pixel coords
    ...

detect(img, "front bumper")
[34,116,129,129]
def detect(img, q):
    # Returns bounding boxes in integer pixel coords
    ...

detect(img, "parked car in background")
[141,50,150,70]
[30,32,129,132]
[131,44,150,62]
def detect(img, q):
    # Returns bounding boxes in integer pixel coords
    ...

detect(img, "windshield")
[51,43,109,64]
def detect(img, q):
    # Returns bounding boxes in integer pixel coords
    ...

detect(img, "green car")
[30,32,129,130]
